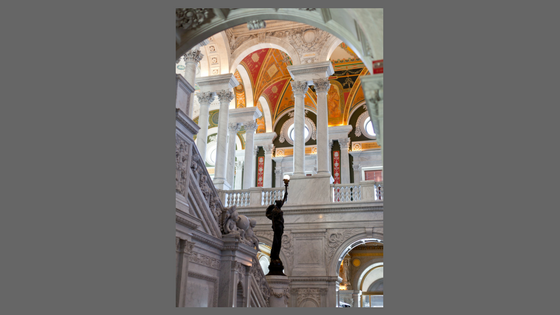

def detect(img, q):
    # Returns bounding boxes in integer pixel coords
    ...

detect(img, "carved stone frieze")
[216,90,234,103]
[293,288,325,307]
[176,8,211,31]
[175,136,189,195]
[222,206,259,250]
[188,251,221,269]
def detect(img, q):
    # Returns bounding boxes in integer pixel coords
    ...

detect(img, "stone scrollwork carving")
[188,251,220,269]
[216,90,234,103]
[247,20,266,30]
[263,144,274,154]
[176,8,210,30]
[175,136,189,195]
[294,288,324,307]
[290,80,309,95]
[222,206,259,250]
[325,228,364,265]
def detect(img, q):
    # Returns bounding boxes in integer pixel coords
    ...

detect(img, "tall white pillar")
[234,158,244,190]
[182,49,203,118]
[339,138,351,184]
[313,78,331,175]
[353,163,362,183]
[274,165,283,188]
[213,90,235,190]
[195,92,215,161]
[243,121,258,189]
[252,146,258,187]
[291,80,309,176]
[352,290,362,307]
[263,144,274,188]
[329,139,333,175]
[226,123,242,187]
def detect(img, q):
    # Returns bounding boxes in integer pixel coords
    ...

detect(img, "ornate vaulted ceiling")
[187,20,371,133]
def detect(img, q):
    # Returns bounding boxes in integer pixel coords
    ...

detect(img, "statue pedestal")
[267,259,285,276]
[266,275,290,307]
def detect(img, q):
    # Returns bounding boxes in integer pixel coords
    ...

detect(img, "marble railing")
[373,181,384,201]
[331,181,383,203]
[220,187,286,207]
[332,184,362,202]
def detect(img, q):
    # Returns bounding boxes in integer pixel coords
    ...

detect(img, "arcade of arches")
[175,8,383,307]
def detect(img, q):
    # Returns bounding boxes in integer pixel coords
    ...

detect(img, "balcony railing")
[218,181,383,207]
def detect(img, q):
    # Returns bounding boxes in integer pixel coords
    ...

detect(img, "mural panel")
[256,101,266,133]
[327,85,344,126]
[240,48,270,87]
[234,70,246,108]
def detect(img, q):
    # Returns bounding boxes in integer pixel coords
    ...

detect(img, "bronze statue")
[265,178,289,276]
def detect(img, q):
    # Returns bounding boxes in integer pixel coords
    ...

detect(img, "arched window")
[288,123,309,142]
[364,117,376,136]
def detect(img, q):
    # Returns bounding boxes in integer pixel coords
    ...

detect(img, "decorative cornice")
[176,109,200,136]
[175,215,199,229]
[176,9,211,31]
[190,232,224,250]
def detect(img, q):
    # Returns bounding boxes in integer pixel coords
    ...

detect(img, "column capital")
[196,91,215,105]
[274,166,282,174]
[243,121,258,132]
[338,137,350,149]
[352,163,362,171]
[263,144,274,154]
[228,122,242,133]
[290,80,309,95]
[235,160,244,168]
[183,49,204,64]
[216,89,234,103]
[313,78,331,93]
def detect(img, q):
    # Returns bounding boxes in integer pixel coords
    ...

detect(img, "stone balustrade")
[219,187,286,207]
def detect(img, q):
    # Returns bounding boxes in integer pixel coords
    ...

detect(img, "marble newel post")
[339,138,351,184]
[266,276,290,307]
[195,92,215,161]
[181,48,204,118]
[291,80,309,176]
[314,78,331,175]
[226,123,242,187]
[263,144,274,188]
[213,90,235,190]
[243,121,258,189]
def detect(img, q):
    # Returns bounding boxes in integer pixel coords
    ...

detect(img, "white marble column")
[329,139,333,176]
[291,80,309,176]
[213,90,235,190]
[182,49,204,118]
[352,290,362,307]
[226,123,242,187]
[274,165,283,188]
[195,92,215,161]
[263,144,274,188]
[252,146,258,188]
[313,78,331,175]
[339,138,351,184]
[176,238,194,307]
[352,163,362,183]
[234,159,244,190]
[243,121,258,189]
